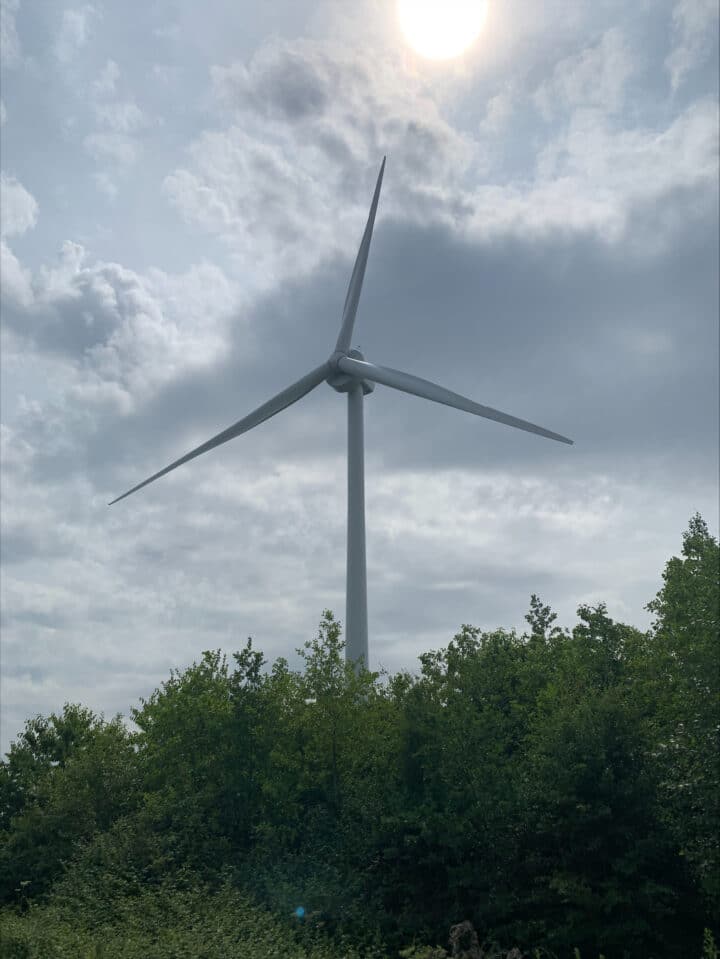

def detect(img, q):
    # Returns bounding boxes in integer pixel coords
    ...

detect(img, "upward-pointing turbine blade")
[337,356,573,445]
[109,361,331,505]
[335,157,386,354]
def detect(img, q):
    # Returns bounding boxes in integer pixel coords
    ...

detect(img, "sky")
[1,0,718,752]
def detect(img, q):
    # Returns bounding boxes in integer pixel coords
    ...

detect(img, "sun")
[397,0,488,60]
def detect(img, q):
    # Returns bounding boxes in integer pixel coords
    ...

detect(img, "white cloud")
[666,0,719,91]
[1,240,34,308]
[163,34,718,281]
[6,240,236,407]
[533,28,636,120]
[94,100,146,134]
[92,171,118,199]
[0,0,20,67]
[55,5,96,64]
[164,39,474,287]
[83,131,140,167]
[92,59,120,97]
[479,88,514,135]
[460,96,720,249]
[84,58,147,186]
[3,400,714,750]
[0,173,39,237]
[618,328,674,356]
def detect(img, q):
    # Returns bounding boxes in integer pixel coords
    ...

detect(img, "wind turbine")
[110,158,572,670]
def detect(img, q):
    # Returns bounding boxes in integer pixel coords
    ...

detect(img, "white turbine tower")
[110,158,573,670]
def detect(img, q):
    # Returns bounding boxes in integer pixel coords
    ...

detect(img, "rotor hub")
[326,348,375,395]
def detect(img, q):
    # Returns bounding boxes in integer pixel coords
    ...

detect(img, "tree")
[517,609,692,956]
[0,707,137,903]
[244,611,396,942]
[524,593,562,644]
[0,704,99,829]
[645,514,720,915]
[131,643,269,872]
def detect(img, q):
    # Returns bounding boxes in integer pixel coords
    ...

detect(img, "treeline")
[0,515,718,958]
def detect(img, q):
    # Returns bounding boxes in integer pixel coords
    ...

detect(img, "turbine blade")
[109,361,331,505]
[337,356,573,445]
[335,157,386,354]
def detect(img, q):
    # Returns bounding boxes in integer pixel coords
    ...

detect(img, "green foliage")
[645,514,720,914]
[703,928,719,959]
[1,517,717,958]
[399,947,449,959]
[238,611,397,947]
[130,646,255,870]
[1,704,100,827]
[0,881,378,958]
[0,706,138,903]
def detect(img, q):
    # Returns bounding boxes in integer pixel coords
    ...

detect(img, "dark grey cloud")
[220,45,331,120]
[4,169,715,528]
[71,175,715,507]
[0,523,73,564]
[3,268,130,357]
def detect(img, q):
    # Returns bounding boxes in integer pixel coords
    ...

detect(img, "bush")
[0,880,382,959]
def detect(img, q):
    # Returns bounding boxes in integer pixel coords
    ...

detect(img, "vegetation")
[0,515,717,958]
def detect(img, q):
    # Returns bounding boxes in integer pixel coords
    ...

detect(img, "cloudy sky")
[1,0,718,751]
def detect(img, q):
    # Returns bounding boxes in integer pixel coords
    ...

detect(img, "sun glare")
[397,0,488,60]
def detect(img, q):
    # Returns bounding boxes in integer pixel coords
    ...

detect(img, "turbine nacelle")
[326,348,375,395]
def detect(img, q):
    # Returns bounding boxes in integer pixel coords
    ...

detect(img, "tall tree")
[645,514,720,914]
[0,707,137,902]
